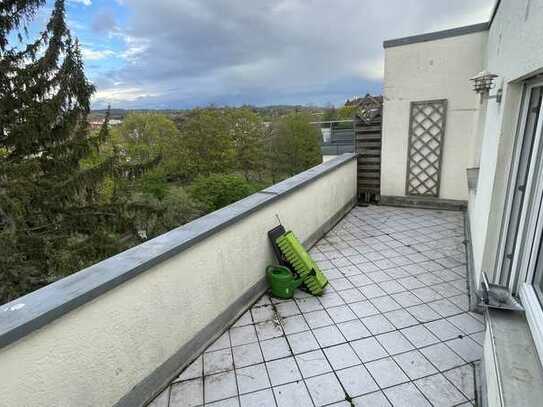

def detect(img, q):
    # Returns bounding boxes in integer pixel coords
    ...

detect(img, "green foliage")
[178,109,236,179]
[128,187,204,237]
[337,105,358,120]
[0,0,159,304]
[270,112,322,177]
[228,108,266,180]
[189,174,260,211]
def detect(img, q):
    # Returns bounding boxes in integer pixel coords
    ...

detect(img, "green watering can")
[266,265,303,299]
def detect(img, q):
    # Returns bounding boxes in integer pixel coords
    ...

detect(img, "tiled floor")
[149,206,484,407]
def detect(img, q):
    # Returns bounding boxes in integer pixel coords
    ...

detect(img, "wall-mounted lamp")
[470,71,502,103]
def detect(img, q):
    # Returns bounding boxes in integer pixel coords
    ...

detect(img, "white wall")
[0,157,357,407]
[469,0,543,285]
[382,31,487,200]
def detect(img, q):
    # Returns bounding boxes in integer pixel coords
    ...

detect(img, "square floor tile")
[240,388,275,407]
[447,313,485,334]
[329,277,355,291]
[371,296,402,313]
[446,336,482,362]
[266,357,301,386]
[230,324,258,346]
[359,284,387,299]
[207,396,239,406]
[176,356,202,381]
[273,381,313,407]
[400,325,440,348]
[415,373,467,406]
[368,270,392,283]
[323,343,361,370]
[337,319,371,341]
[327,305,357,323]
[232,342,263,368]
[306,373,345,406]
[297,297,324,313]
[205,371,238,403]
[287,331,320,354]
[391,292,422,308]
[351,337,388,363]
[170,378,203,407]
[313,325,346,347]
[233,311,253,328]
[207,332,231,352]
[383,309,418,329]
[319,292,346,308]
[252,306,275,323]
[384,382,431,407]
[424,319,463,341]
[148,387,169,407]
[260,337,291,361]
[337,364,378,397]
[393,350,437,380]
[353,390,391,406]
[339,288,366,303]
[366,357,409,388]
[255,321,283,341]
[348,274,373,287]
[275,301,301,318]
[397,276,426,290]
[406,304,441,323]
[236,363,270,394]
[360,314,395,335]
[358,262,381,273]
[282,315,309,335]
[444,364,475,400]
[350,301,379,318]
[379,280,406,294]
[376,331,414,355]
[204,348,234,375]
[296,349,332,378]
[420,343,465,371]
[427,299,463,318]
[304,310,334,329]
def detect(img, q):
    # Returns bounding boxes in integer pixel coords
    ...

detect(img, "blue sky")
[24,0,495,109]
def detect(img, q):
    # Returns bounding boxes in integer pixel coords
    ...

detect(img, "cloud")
[82,47,115,61]
[69,0,92,6]
[90,0,495,108]
[91,8,117,34]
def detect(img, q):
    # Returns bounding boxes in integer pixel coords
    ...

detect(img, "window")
[495,78,543,360]
[497,78,543,360]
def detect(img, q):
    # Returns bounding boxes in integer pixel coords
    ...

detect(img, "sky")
[26,0,495,109]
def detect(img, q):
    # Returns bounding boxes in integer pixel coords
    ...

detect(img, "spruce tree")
[0,0,157,303]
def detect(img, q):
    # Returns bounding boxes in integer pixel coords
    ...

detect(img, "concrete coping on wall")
[0,153,358,350]
[383,22,489,49]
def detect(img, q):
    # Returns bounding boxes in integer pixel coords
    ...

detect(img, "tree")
[270,113,322,176]
[177,108,236,179]
[228,108,266,181]
[189,174,258,211]
[0,0,156,303]
[337,105,358,120]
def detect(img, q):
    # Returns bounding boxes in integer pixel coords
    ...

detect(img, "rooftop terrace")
[0,155,483,407]
[149,206,482,407]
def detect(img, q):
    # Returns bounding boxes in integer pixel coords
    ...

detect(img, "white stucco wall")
[0,157,357,407]
[382,31,487,201]
[469,0,543,285]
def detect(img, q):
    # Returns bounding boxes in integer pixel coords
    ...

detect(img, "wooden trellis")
[405,99,447,197]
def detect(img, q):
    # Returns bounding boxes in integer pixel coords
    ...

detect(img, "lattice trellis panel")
[405,99,447,197]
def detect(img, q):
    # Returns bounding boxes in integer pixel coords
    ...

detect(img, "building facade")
[382,0,543,405]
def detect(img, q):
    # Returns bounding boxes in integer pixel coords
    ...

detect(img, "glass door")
[498,83,543,286]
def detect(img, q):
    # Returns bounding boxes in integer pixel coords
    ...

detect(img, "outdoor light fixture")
[470,71,502,103]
